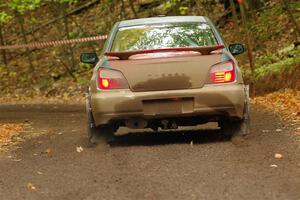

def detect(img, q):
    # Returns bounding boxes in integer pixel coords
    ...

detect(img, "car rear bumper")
[90,84,246,126]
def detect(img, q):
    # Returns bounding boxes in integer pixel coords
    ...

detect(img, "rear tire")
[220,101,250,137]
[88,126,115,145]
[220,119,249,137]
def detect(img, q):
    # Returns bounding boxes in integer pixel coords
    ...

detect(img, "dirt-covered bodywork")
[82,16,249,143]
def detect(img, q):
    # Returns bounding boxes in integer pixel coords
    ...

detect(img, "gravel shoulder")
[0,104,299,200]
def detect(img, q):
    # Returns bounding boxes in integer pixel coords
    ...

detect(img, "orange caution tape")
[0,35,108,50]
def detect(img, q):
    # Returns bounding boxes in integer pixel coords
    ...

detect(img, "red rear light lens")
[209,60,235,84]
[97,68,129,90]
[99,78,110,89]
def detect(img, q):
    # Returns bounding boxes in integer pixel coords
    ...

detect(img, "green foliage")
[69,30,81,39]
[73,63,92,86]
[76,62,92,72]
[8,0,41,14]
[164,0,188,15]
[75,75,90,86]
[247,4,286,45]
[98,0,114,12]
[179,6,188,15]
[255,57,294,78]
[253,47,300,78]
[0,12,11,24]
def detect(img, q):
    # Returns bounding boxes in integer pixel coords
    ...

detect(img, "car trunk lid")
[107,52,222,92]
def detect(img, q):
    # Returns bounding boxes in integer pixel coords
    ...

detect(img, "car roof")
[118,16,208,27]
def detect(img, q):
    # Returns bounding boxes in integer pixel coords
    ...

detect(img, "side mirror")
[228,43,245,55]
[80,52,99,64]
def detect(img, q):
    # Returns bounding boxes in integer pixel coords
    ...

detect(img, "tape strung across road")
[0,35,108,50]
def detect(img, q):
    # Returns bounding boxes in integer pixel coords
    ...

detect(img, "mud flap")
[241,85,250,135]
[86,88,94,125]
[244,85,250,119]
[86,88,98,141]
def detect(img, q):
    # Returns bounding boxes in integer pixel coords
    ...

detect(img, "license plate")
[143,98,194,115]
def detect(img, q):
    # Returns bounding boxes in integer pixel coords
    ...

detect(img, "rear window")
[111,23,218,52]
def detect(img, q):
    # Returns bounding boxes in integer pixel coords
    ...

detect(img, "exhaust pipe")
[161,120,178,130]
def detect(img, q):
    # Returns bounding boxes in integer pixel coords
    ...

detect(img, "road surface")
[0,104,299,200]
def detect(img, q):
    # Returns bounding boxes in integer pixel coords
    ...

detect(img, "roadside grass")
[254,49,300,78]
[243,46,300,79]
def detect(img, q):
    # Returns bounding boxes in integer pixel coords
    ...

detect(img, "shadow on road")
[109,129,231,147]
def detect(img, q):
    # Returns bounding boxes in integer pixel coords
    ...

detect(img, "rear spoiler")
[105,45,225,60]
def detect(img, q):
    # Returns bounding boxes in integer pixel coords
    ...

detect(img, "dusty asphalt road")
[0,104,299,200]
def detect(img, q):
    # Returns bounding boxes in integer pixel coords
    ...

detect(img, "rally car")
[81,16,250,144]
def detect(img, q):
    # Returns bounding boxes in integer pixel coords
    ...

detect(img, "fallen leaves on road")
[252,90,300,122]
[270,164,278,168]
[41,148,52,156]
[0,123,29,153]
[274,153,283,159]
[253,90,300,140]
[26,182,36,191]
[76,146,84,153]
[0,95,84,105]
[0,81,86,105]
[12,158,22,162]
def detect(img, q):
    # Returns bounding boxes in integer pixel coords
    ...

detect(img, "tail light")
[97,68,129,90]
[209,60,236,84]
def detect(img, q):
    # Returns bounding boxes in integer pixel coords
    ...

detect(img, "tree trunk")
[195,0,211,17]
[229,0,240,32]
[239,2,255,73]
[61,2,75,74]
[282,0,300,39]
[128,0,138,18]
[0,24,7,66]
[120,0,126,19]
[15,11,34,71]
[69,18,97,52]
[247,0,264,10]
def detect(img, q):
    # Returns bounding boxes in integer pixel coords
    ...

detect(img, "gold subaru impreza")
[81,16,250,144]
